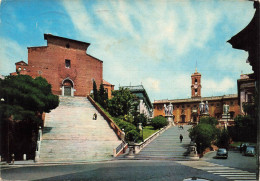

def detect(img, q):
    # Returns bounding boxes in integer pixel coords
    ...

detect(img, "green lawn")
[142,126,159,140]
[230,141,256,147]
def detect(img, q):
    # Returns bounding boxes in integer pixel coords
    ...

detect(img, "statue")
[168,103,173,116]
[205,101,209,113]
[164,104,168,115]
[223,104,229,114]
[199,101,205,113]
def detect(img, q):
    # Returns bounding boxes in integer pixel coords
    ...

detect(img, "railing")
[130,124,171,154]
[34,126,42,162]
[87,95,124,140]
[113,141,128,157]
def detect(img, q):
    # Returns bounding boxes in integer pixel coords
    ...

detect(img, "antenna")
[195,60,197,73]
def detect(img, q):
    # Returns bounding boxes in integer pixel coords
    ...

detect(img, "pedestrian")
[179,134,183,143]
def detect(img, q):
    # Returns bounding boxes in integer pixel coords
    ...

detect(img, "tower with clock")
[191,68,202,98]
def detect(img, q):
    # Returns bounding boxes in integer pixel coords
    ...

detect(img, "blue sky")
[0,0,255,101]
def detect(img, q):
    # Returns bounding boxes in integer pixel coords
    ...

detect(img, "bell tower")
[191,68,202,98]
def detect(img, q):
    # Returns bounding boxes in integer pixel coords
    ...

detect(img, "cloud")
[203,77,236,96]
[0,37,27,75]
[143,78,160,93]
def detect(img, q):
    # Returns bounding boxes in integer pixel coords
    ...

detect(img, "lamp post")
[142,124,144,142]
[1,98,9,163]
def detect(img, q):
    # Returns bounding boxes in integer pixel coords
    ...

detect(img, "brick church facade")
[153,69,241,124]
[11,34,107,97]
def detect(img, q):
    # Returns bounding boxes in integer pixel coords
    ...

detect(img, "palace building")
[11,34,113,97]
[153,69,241,124]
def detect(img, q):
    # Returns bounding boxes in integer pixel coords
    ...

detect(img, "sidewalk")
[1,160,35,166]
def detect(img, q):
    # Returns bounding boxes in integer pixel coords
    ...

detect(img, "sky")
[0,0,255,102]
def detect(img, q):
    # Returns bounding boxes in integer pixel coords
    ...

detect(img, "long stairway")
[39,96,121,163]
[135,125,192,160]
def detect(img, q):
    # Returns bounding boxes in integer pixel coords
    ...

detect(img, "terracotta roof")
[44,34,90,46]
[15,61,28,65]
[103,80,114,86]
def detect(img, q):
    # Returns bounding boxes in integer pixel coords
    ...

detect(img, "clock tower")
[191,68,201,98]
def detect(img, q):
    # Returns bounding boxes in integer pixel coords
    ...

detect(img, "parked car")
[244,146,256,156]
[216,148,228,159]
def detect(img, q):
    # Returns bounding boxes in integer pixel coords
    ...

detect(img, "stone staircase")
[39,96,121,163]
[134,125,192,160]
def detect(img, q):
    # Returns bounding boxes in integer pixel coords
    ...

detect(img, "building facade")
[237,73,255,115]
[120,85,153,119]
[11,34,103,97]
[153,70,241,124]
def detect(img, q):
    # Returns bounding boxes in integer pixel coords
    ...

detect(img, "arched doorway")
[62,78,75,96]
[181,115,186,123]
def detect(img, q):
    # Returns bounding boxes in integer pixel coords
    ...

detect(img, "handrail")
[87,95,124,140]
[113,141,128,157]
[130,124,171,154]
[34,126,42,162]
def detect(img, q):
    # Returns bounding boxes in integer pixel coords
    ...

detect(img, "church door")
[64,86,71,96]
[63,79,73,96]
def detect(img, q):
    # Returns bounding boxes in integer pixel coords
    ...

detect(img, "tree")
[151,116,168,129]
[98,83,108,109]
[216,129,230,149]
[0,75,59,161]
[189,123,219,153]
[93,80,98,102]
[107,88,138,117]
[134,114,148,127]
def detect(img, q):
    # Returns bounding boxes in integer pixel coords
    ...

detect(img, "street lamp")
[1,98,9,163]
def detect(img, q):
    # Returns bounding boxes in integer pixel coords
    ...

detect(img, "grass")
[142,126,159,140]
[230,141,256,147]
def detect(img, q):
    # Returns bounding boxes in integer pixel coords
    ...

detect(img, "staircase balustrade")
[113,141,128,157]
[130,124,171,154]
[34,126,42,162]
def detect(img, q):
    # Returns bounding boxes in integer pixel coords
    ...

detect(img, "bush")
[151,116,168,129]
[126,130,141,142]
[199,117,218,125]
[113,118,140,142]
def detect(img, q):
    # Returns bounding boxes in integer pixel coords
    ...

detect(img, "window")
[66,43,70,48]
[182,105,185,108]
[230,101,234,106]
[187,105,190,107]
[195,89,197,96]
[176,105,179,108]
[195,78,198,84]
[211,103,214,106]
[65,59,71,68]
[216,103,220,107]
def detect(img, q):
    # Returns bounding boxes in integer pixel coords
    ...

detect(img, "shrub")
[126,130,141,142]
[151,116,168,129]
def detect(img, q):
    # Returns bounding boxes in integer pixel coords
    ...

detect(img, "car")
[244,146,256,156]
[216,148,228,159]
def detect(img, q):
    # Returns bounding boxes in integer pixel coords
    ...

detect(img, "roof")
[15,61,28,66]
[103,80,114,86]
[44,34,90,46]
[154,94,238,104]
[120,85,153,109]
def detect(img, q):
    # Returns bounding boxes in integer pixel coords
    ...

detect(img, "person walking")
[179,134,183,143]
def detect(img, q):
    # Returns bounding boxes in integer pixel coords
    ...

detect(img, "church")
[11,34,113,97]
[153,69,241,124]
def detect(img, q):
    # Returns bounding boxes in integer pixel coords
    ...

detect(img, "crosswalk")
[177,160,257,181]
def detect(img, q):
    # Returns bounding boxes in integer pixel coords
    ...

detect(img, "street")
[1,160,230,181]
[202,150,257,173]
